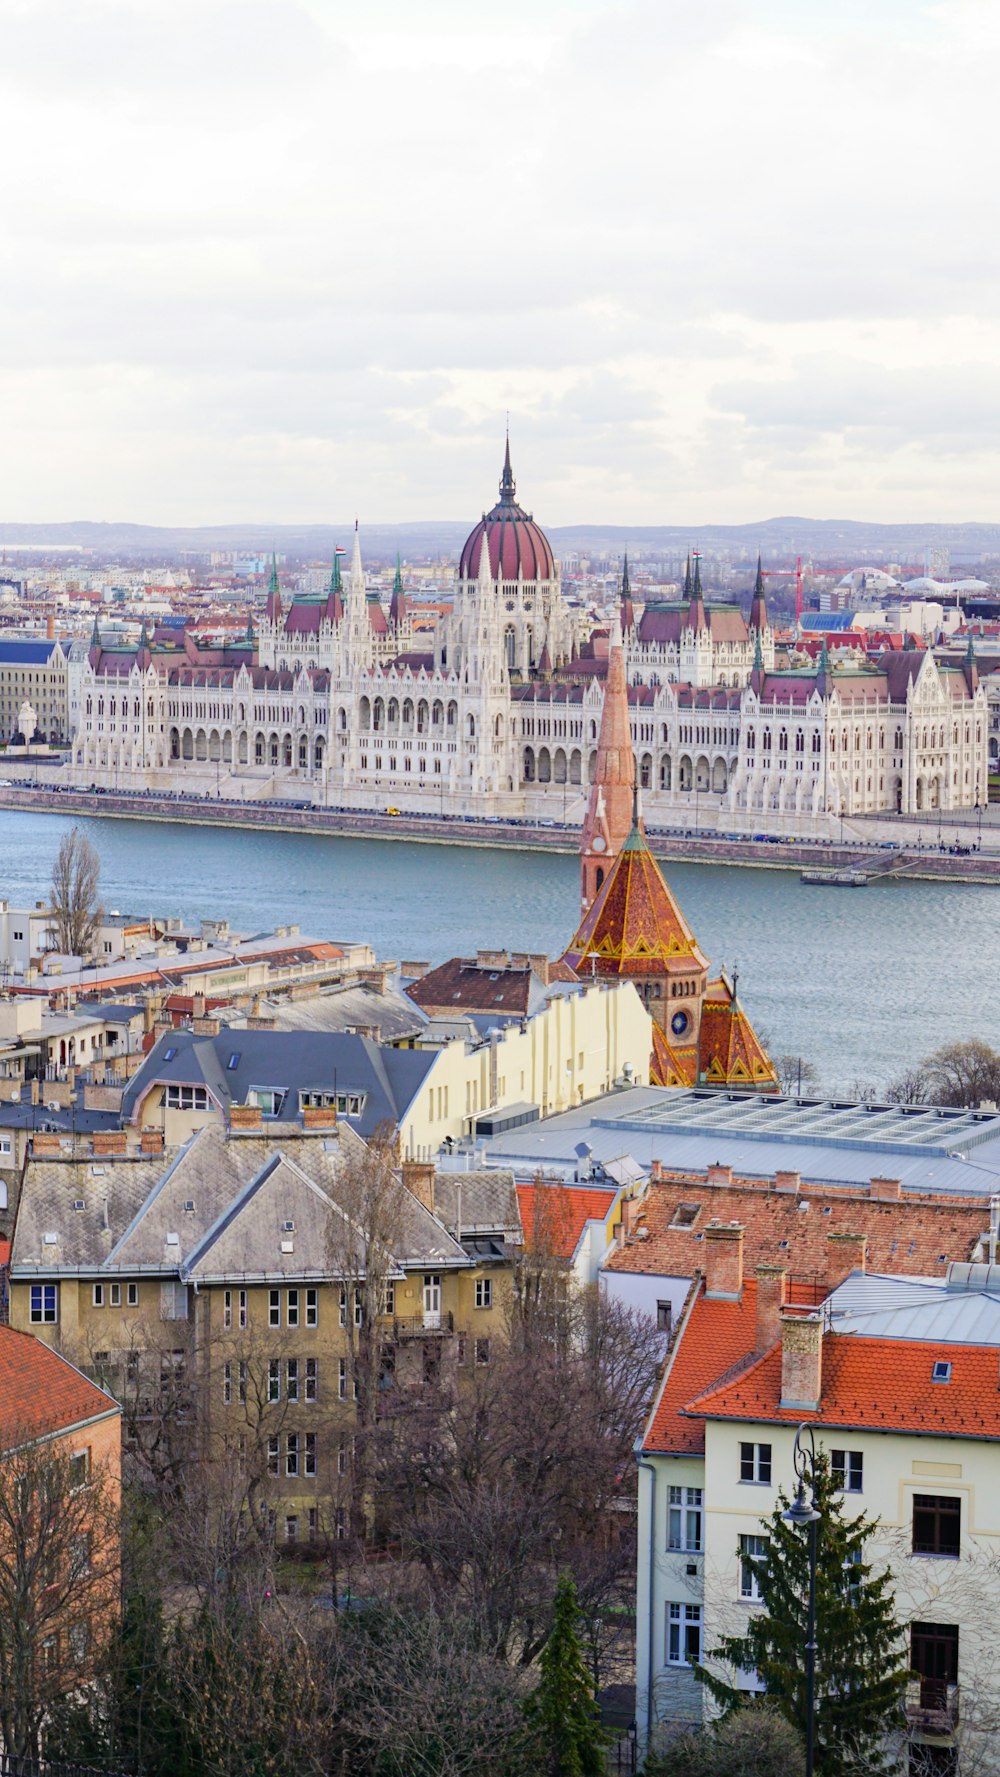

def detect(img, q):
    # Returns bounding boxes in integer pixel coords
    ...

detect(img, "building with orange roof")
[560,651,776,1092]
[635,1223,1000,1770]
[516,1179,619,1284]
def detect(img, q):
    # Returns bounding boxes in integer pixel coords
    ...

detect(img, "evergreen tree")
[524,1572,606,1777]
[698,1453,909,1777]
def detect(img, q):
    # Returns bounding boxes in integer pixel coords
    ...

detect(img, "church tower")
[579,615,635,913]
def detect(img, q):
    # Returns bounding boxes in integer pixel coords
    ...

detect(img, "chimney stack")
[755,1264,788,1351]
[706,1162,734,1185]
[703,1223,744,1300]
[780,1310,823,1412]
[828,1230,867,1277]
[774,1170,801,1191]
[401,1159,436,1215]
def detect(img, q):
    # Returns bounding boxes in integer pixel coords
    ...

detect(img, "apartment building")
[7,1116,518,1541]
[0,638,70,744]
[635,1226,1000,1774]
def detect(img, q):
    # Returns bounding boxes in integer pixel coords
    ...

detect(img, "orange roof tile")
[516,1182,617,1260]
[562,825,708,980]
[686,1333,1000,1441]
[0,1325,119,1450]
[643,1280,761,1455]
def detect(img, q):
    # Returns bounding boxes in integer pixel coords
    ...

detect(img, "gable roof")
[516,1181,617,1260]
[0,1325,119,1450]
[562,824,708,979]
[642,1279,760,1455]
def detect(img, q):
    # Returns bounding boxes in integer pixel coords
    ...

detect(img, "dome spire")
[499,429,516,505]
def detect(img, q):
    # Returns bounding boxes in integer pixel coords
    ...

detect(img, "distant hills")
[2,514,1000,564]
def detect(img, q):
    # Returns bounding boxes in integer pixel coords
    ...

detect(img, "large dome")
[458,441,556,583]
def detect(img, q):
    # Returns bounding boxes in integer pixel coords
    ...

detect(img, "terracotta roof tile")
[516,1182,616,1260]
[643,1280,760,1454]
[0,1325,119,1450]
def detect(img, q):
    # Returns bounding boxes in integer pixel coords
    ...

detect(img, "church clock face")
[671,1010,689,1037]
[591,836,606,853]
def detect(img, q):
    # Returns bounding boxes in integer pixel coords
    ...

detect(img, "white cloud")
[0,0,999,524]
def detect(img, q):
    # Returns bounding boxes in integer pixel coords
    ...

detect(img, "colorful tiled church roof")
[562,807,708,981]
[698,976,778,1089]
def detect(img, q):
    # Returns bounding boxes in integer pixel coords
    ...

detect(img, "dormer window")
[932,1361,952,1384]
[670,1203,701,1229]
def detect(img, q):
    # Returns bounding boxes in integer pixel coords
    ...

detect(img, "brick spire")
[578,615,635,913]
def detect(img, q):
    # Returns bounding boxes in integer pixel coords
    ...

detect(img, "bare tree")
[883,1066,931,1105]
[50,826,103,957]
[0,1425,119,1761]
[918,1039,1000,1108]
[774,1054,820,1097]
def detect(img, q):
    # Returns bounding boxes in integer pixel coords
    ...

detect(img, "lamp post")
[783,1423,820,1777]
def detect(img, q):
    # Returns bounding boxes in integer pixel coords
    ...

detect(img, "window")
[127,1282,139,1307]
[305,1288,318,1327]
[670,1203,701,1229]
[69,1620,89,1662]
[92,1283,104,1308]
[69,1450,90,1491]
[308,1507,318,1540]
[831,1449,863,1493]
[268,1359,281,1403]
[337,1439,349,1476]
[667,1486,702,1553]
[740,1442,772,1484]
[110,1282,121,1307]
[286,1289,299,1328]
[70,1534,92,1579]
[932,1360,952,1384]
[30,1284,57,1323]
[224,1289,233,1330]
[286,1358,299,1402]
[666,1602,702,1666]
[913,1495,961,1558]
[286,1434,299,1477]
[269,1289,281,1328]
[284,1514,298,1542]
[164,1084,208,1111]
[239,1289,248,1329]
[383,1280,395,1316]
[475,1278,492,1310]
[239,1360,247,1404]
[739,1534,768,1601]
[305,1432,316,1476]
[656,1300,672,1335]
[340,1286,364,1328]
[338,1358,348,1400]
[223,1362,232,1405]
[475,1336,491,1365]
[305,1357,318,1402]
[268,1437,280,1476]
[911,1621,959,1712]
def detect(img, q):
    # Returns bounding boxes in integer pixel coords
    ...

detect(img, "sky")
[2,0,999,528]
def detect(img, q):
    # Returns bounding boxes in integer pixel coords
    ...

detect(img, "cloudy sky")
[1,0,998,526]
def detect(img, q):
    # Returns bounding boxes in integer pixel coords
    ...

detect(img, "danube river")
[2,808,996,1095]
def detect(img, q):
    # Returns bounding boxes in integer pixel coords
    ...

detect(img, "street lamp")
[783,1424,821,1777]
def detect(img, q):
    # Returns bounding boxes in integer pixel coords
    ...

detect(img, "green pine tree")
[697,1453,909,1777]
[524,1572,606,1777]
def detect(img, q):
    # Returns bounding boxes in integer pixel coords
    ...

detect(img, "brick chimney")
[706,1162,734,1185]
[704,1223,744,1300]
[869,1176,902,1201]
[774,1169,801,1191]
[93,1131,127,1157]
[302,1104,337,1131]
[755,1264,788,1351]
[140,1129,165,1155]
[780,1310,823,1412]
[32,1132,62,1156]
[828,1230,867,1277]
[229,1105,263,1131]
[401,1159,436,1215]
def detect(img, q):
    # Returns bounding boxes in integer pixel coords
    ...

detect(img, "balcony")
[905,1679,959,1737]
[392,1309,454,1337]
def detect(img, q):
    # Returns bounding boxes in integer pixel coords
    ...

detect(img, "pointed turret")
[749,628,765,696]
[389,553,407,628]
[333,551,342,592]
[245,611,255,650]
[477,527,494,593]
[620,551,636,633]
[815,634,831,697]
[749,554,769,634]
[682,553,692,601]
[499,431,516,506]
[687,551,707,632]
[578,618,635,913]
[265,554,282,624]
[964,626,979,695]
[350,520,364,591]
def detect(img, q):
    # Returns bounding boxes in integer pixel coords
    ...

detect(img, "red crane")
[759,557,804,623]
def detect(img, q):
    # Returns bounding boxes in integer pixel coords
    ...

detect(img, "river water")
[3,807,995,1095]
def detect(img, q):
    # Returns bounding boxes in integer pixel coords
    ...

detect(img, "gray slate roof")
[432,1170,520,1240]
[12,1120,468,1281]
[251,985,427,1043]
[122,1027,438,1140]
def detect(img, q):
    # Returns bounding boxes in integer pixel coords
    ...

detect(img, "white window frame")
[831,1448,863,1493]
[666,1602,701,1667]
[269,1289,281,1328]
[739,1441,772,1484]
[739,1533,768,1602]
[286,1288,299,1328]
[92,1283,104,1308]
[109,1282,121,1307]
[31,1283,58,1323]
[223,1361,232,1405]
[286,1433,299,1477]
[127,1282,139,1307]
[475,1277,493,1310]
[286,1358,299,1402]
[239,1288,248,1328]
[305,1287,318,1327]
[305,1432,316,1476]
[223,1289,233,1330]
[338,1357,347,1400]
[268,1358,281,1402]
[305,1357,318,1402]
[667,1485,703,1553]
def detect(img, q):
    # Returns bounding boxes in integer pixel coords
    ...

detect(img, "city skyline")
[2,0,999,526]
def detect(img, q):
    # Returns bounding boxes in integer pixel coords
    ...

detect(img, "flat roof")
[474,1087,1000,1195]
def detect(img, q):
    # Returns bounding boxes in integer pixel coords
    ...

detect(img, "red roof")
[687,1333,1000,1442]
[516,1182,616,1260]
[0,1325,119,1450]
[459,443,555,583]
[643,1280,760,1455]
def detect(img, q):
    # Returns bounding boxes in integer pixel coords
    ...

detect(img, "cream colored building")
[637,1243,1000,1772]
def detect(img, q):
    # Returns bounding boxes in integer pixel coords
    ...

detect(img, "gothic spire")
[265,553,282,623]
[499,431,516,505]
[331,551,342,594]
[749,552,769,635]
[620,550,636,633]
[390,552,407,628]
[683,553,691,599]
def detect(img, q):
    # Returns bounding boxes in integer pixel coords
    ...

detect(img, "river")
[2,807,995,1096]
